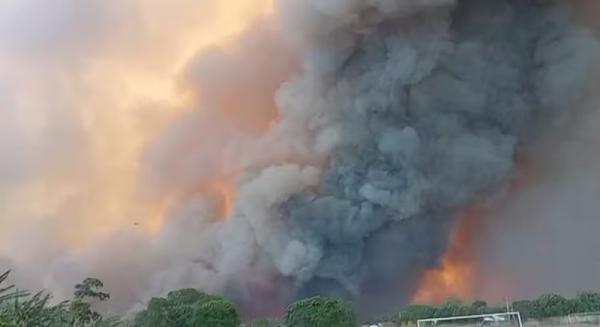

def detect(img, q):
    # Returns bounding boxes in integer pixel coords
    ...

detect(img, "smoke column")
[472,0,600,301]
[1,0,599,319]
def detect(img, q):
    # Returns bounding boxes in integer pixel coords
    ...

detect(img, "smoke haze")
[1,0,600,319]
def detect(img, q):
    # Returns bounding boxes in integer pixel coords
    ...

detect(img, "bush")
[285,296,358,327]
[191,299,240,327]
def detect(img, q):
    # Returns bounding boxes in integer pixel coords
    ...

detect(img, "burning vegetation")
[413,207,481,304]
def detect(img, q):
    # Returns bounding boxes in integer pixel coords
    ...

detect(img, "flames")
[413,159,532,304]
[413,207,482,304]
[5,0,583,314]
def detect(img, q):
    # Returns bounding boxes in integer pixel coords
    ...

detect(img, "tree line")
[0,270,357,327]
[396,292,600,324]
[2,269,600,326]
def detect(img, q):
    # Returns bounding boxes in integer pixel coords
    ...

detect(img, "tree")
[133,297,172,327]
[0,271,65,326]
[573,292,600,313]
[165,288,221,326]
[285,296,358,327]
[0,271,26,305]
[530,294,573,318]
[166,289,216,306]
[191,299,240,327]
[133,288,227,327]
[74,278,110,302]
[69,277,111,324]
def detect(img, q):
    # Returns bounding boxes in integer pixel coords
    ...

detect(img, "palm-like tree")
[0,271,27,305]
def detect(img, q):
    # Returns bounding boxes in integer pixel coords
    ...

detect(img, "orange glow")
[209,179,237,219]
[413,207,483,304]
[0,0,277,254]
[65,0,275,243]
[413,159,533,304]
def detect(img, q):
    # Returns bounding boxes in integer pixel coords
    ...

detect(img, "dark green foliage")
[0,312,10,327]
[0,271,65,326]
[513,293,600,320]
[191,299,241,327]
[133,288,229,327]
[166,288,217,306]
[133,296,187,327]
[512,300,533,320]
[69,277,111,325]
[396,304,438,323]
[142,288,219,327]
[573,292,600,313]
[0,272,116,327]
[69,299,102,325]
[529,294,573,318]
[435,298,472,318]
[398,292,600,323]
[6,267,600,326]
[471,300,488,314]
[133,298,171,327]
[74,278,110,302]
[285,296,358,327]
[2,292,67,326]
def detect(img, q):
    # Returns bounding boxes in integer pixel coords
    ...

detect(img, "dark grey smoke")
[272,0,600,316]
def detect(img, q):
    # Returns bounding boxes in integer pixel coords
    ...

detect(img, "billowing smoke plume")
[473,0,600,300]
[1,0,600,319]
